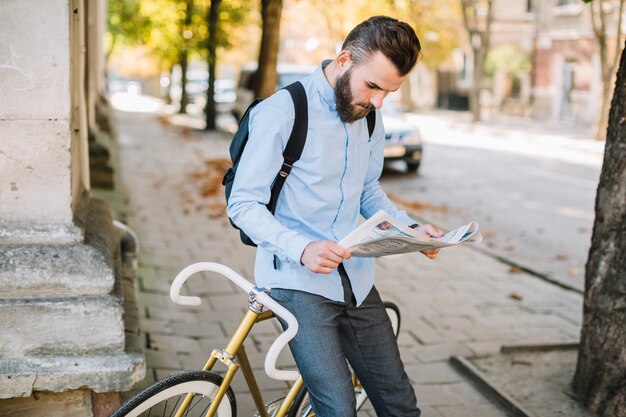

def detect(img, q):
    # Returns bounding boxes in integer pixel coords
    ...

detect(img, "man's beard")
[335,69,374,124]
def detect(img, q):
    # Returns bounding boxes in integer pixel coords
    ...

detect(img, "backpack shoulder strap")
[281,82,308,168]
[267,81,308,214]
[366,109,376,137]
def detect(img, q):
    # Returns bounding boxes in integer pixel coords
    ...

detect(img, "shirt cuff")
[287,234,314,265]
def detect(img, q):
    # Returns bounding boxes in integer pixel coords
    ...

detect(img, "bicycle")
[111,262,401,417]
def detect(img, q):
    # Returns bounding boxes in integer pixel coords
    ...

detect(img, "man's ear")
[337,50,352,71]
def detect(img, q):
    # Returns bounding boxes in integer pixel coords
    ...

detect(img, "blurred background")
[106,0,623,139]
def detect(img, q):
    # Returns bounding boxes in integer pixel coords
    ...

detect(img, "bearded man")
[228,16,443,417]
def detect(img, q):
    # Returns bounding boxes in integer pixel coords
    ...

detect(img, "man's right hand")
[300,240,352,274]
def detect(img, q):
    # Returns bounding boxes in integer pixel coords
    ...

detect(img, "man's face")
[335,51,408,124]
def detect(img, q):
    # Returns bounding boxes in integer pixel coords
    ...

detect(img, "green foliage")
[106,0,150,57]
[107,0,253,72]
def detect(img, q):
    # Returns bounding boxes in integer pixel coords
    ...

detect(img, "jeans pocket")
[270,288,294,303]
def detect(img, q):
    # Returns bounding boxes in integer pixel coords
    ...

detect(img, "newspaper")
[338,210,482,258]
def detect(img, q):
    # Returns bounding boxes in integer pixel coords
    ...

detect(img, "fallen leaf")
[388,194,450,214]
[509,292,523,301]
[509,266,523,273]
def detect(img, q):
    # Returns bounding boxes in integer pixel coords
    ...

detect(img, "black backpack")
[223,81,376,247]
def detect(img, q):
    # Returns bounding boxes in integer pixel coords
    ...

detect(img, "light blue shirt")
[227,61,416,305]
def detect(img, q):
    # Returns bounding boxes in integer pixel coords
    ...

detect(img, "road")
[379,111,604,292]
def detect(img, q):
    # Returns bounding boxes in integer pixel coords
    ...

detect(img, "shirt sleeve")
[359,109,416,226]
[226,90,313,264]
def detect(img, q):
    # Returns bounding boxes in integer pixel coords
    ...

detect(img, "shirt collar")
[313,59,337,110]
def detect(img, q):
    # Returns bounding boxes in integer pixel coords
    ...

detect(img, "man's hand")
[300,240,352,274]
[415,224,444,260]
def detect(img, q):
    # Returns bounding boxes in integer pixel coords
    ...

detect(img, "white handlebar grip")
[255,291,300,381]
[170,263,203,306]
[170,262,256,305]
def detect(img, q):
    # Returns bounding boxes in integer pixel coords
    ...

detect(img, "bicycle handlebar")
[169,262,299,381]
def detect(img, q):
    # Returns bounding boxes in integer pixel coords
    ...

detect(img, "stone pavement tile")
[435,404,508,417]
[411,343,474,363]
[405,362,462,384]
[138,276,171,294]
[136,318,173,335]
[461,325,523,342]
[164,320,224,338]
[414,384,457,406]
[185,274,240,296]
[465,341,503,356]
[144,349,183,369]
[406,319,448,345]
[136,292,171,309]
[146,306,200,323]
[419,406,445,417]
[177,353,213,371]
[422,316,477,332]
[154,368,180,381]
[511,327,580,343]
[207,293,251,313]
[444,381,493,405]
[148,333,204,353]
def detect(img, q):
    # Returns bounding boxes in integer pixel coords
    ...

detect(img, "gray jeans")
[270,265,421,417]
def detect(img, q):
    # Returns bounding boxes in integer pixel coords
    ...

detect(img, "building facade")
[0,1,144,416]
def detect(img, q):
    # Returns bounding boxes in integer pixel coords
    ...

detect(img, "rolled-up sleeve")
[226,91,313,264]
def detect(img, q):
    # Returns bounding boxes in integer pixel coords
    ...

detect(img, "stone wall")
[0,1,144,415]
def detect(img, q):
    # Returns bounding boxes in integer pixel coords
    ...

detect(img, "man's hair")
[341,16,421,76]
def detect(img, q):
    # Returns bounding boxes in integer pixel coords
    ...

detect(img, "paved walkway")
[106,108,583,417]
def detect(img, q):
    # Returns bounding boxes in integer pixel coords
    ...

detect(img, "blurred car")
[233,64,423,173]
[381,107,423,173]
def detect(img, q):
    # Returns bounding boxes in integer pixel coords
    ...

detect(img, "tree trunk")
[255,0,282,99]
[204,0,220,130]
[470,46,483,122]
[589,0,625,140]
[178,49,189,114]
[572,40,626,417]
[178,0,193,114]
[460,0,493,123]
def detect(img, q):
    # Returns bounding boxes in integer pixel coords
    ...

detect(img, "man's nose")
[369,91,388,109]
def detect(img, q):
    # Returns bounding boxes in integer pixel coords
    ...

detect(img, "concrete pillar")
[0,0,82,244]
[0,1,144,415]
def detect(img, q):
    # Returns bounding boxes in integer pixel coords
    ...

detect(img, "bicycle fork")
[174,293,304,417]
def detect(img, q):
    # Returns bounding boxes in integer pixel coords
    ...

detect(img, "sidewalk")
[106,108,583,417]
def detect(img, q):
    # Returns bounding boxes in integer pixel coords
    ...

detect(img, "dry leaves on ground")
[388,194,450,214]
[182,157,232,220]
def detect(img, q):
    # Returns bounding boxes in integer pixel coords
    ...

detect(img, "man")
[228,16,443,417]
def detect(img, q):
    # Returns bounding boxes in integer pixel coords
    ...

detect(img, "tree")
[572,39,626,417]
[587,0,625,140]
[255,0,283,98]
[460,0,493,122]
[204,0,221,130]
[106,0,148,62]
[178,0,195,114]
